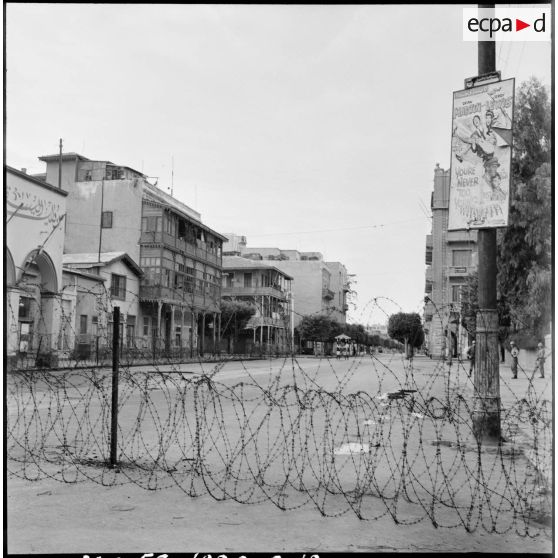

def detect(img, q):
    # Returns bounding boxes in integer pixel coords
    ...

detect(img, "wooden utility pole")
[472,4,501,443]
[58,138,63,189]
[110,306,120,467]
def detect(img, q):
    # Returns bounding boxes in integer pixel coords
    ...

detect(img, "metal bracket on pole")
[464,70,501,89]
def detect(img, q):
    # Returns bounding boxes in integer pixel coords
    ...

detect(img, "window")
[143,316,150,336]
[451,285,463,303]
[18,297,33,320]
[111,274,126,300]
[101,211,113,228]
[80,315,88,335]
[452,250,471,267]
[142,216,161,232]
[185,276,193,293]
[92,316,98,336]
[244,273,252,288]
[126,315,136,347]
[163,268,171,287]
[174,274,184,289]
[105,166,123,180]
[140,257,161,267]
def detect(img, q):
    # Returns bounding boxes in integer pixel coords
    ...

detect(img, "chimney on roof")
[21,168,27,174]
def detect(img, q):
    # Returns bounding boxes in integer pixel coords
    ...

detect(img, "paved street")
[7,353,552,554]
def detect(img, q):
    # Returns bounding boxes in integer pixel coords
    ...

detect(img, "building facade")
[6,166,67,367]
[223,236,350,329]
[62,252,143,355]
[237,247,349,327]
[222,255,293,353]
[424,164,478,358]
[60,268,106,360]
[37,152,227,356]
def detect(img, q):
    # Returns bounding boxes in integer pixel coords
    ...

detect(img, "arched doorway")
[15,249,61,366]
[6,248,16,286]
[17,249,58,293]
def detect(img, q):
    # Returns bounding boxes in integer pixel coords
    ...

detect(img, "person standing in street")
[510,341,519,379]
[535,342,546,378]
[466,340,476,377]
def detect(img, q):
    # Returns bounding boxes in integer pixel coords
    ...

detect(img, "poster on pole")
[448,78,514,230]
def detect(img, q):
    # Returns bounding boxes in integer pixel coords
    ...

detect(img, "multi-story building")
[36,152,227,355]
[222,233,247,256]
[6,166,67,367]
[223,236,350,329]
[221,255,293,353]
[424,164,478,358]
[366,323,388,336]
[326,261,351,323]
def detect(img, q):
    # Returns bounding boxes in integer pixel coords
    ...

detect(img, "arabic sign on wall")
[448,78,514,230]
[6,170,66,289]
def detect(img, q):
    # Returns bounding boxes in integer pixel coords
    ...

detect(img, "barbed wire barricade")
[6,292,552,536]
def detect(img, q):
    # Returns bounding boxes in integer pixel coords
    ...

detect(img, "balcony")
[139,284,217,310]
[447,230,478,243]
[424,300,435,321]
[221,285,287,300]
[425,235,433,264]
[140,232,220,266]
[425,266,433,282]
[447,266,472,278]
[246,315,288,328]
[322,288,335,301]
[425,266,433,293]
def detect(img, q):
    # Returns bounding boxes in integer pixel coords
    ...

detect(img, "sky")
[5,4,552,326]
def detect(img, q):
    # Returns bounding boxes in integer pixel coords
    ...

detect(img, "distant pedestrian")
[535,342,546,378]
[466,340,476,377]
[445,344,453,369]
[510,341,519,379]
[336,344,341,359]
[343,343,349,360]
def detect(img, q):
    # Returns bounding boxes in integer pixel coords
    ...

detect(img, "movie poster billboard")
[448,78,514,230]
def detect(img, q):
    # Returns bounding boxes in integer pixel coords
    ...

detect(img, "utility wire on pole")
[473,3,502,444]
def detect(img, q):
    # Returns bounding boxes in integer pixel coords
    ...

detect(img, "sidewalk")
[446,355,552,486]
